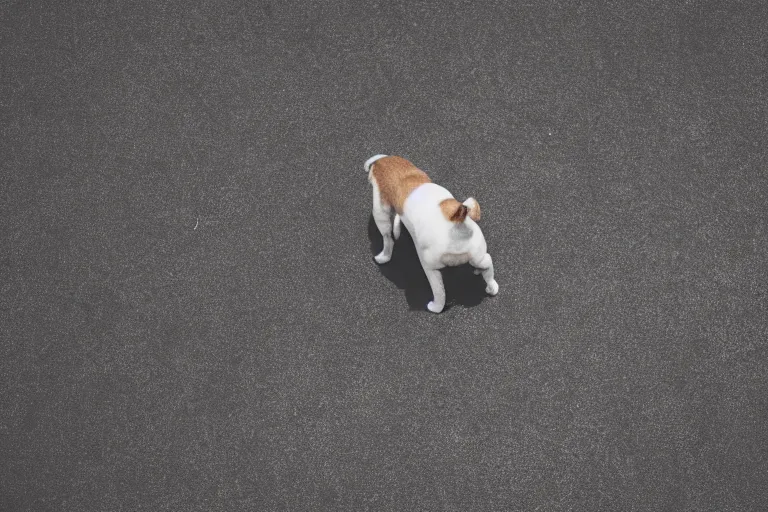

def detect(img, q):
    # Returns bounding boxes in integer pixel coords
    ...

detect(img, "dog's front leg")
[423,267,446,313]
[472,253,499,296]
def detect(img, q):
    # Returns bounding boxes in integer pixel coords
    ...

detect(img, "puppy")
[365,154,498,313]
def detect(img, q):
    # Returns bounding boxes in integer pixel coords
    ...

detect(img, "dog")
[365,154,499,313]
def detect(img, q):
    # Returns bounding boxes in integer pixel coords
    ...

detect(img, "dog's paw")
[485,280,499,296]
[427,301,444,313]
[374,252,391,264]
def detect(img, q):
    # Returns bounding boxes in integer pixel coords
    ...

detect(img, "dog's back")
[368,156,431,214]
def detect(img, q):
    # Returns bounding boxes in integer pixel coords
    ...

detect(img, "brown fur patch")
[440,198,468,223]
[370,156,431,214]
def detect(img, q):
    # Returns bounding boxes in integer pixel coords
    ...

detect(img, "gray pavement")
[2,1,767,510]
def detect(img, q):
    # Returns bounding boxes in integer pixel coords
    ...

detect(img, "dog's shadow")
[368,216,488,311]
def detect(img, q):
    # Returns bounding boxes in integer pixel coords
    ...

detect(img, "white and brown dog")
[365,154,498,313]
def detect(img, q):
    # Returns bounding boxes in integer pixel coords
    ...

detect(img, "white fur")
[365,155,498,313]
[366,154,392,258]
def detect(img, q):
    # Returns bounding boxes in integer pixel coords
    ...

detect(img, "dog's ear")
[451,204,469,222]
[440,199,468,222]
[464,198,481,221]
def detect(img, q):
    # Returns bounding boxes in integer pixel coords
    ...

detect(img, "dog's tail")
[364,154,388,181]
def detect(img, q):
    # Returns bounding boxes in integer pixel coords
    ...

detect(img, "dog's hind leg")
[393,214,402,240]
[471,253,499,296]
[371,179,395,264]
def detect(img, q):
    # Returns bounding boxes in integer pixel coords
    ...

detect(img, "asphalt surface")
[2,1,767,510]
